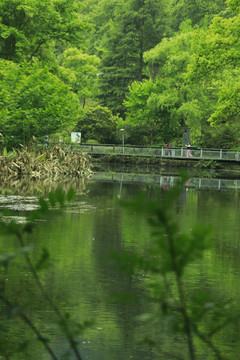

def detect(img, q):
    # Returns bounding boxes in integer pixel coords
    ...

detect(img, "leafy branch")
[115,173,235,360]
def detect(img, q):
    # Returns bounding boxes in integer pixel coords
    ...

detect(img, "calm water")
[1,171,240,360]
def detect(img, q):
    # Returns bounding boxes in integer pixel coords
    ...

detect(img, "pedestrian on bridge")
[187,143,192,158]
[165,143,169,156]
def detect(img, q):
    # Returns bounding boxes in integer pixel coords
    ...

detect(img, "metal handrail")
[78,144,240,161]
[42,142,240,162]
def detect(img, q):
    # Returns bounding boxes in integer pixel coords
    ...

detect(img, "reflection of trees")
[0,197,89,360]
[90,184,153,359]
[178,189,240,273]
[0,243,54,359]
[176,188,240,358]
[3,175,240,359]
[89,181,240,359]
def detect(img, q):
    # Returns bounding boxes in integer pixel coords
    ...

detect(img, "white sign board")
[71,132,81,143]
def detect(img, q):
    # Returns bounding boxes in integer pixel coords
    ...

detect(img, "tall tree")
[170,0,227,30]
[0,61,81,147]
[227,0,240,11]
[96,0,172,118]
[58,48,100,107]
[188,4,240,137]
[123,79,179,144]
[0,0,91,148]
[0,0,89,63]
[124,22,210,144]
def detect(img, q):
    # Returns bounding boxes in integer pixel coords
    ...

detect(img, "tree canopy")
[0,61,81,147]
[0,0,89,62]
[0,0,91,146]
[0,0,239,147]
[124,2,240,145]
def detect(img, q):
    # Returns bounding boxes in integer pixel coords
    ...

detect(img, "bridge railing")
[77,144,240,161]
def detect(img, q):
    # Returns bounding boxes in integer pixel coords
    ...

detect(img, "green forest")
[0,0,240,149]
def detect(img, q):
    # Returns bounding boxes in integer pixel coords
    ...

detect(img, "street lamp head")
[120,129,124,132]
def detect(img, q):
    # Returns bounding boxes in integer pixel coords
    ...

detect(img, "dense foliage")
[75,106,118,143]
[0,61,81,147]
[0,0,239,147]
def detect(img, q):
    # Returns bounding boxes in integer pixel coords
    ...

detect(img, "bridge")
[73,144,240,162]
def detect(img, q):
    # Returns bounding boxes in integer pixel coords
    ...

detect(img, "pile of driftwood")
[0,145,93,181]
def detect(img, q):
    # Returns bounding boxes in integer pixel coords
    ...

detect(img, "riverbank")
[92,154,240,178]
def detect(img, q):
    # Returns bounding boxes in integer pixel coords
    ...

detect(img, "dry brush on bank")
[0,145,93,181]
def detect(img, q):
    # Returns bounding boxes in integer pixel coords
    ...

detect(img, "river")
[0,169,240,360]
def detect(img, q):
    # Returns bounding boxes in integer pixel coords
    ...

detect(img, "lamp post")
[120,129,125,154]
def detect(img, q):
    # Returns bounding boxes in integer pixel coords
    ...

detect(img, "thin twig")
[164,218,196,360]
[193,326,227,360]
[0,296,59,360]
[17,233,83,360]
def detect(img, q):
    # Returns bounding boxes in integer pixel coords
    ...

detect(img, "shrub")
[75,106,118,144]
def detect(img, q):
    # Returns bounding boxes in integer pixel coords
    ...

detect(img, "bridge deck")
[72,144,240,162]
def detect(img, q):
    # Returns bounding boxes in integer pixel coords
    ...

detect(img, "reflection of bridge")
[91,172,240,191]
[75,144,240,162]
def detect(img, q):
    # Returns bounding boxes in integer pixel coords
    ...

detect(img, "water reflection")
[1,171,240,359]
[2,172,240,196]
[92,172,240,192]
[0,176,90,196]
